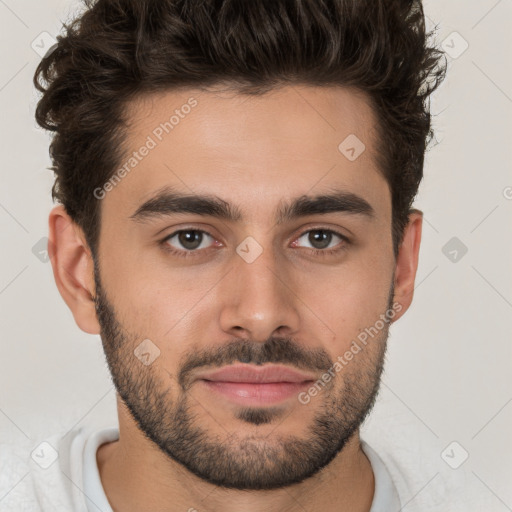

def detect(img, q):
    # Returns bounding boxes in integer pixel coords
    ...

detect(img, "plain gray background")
[0,0,511,508]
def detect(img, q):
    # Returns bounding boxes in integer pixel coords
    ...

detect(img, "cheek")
[299,261,392,351]
[102,250,218,347]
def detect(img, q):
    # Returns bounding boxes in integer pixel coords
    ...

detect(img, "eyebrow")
[129,186,375,224]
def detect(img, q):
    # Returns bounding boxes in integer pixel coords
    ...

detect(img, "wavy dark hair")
[34,0,446,259]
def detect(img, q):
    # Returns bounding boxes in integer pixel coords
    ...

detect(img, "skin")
[48,84,422,512]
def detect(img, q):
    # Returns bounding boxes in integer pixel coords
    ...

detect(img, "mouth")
[195,364,316,406]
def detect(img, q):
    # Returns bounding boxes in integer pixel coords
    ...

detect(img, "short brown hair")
[34,0,447,258]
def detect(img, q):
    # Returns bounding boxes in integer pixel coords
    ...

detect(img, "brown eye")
[308,230,333,249]
[295,229,346,251]
[164,230,214,251]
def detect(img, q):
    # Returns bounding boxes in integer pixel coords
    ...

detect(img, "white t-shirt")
[0,424,497,511]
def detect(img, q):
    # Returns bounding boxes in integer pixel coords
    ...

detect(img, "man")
[1,0,463,510]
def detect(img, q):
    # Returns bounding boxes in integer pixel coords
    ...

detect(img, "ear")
[48,205,101,334]
[390,209,423,322]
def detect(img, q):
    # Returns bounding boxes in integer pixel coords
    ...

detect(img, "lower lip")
[200,380,312,406]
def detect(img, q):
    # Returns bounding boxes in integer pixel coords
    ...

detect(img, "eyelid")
[291,223,350,243]
[161,225,350,258]
[291,227,349,249]
[162,228,219,250]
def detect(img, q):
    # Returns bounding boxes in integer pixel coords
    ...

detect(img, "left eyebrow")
[275,190,375,224]
[129,186,376,224]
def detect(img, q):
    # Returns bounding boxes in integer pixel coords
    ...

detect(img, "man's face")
[93,85,397,490]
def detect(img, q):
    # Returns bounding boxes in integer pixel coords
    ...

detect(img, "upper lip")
[196,364,317,384]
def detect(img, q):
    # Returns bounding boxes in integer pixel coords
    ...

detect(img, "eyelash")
[160,227,350,259]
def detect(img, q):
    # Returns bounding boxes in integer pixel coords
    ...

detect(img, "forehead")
[104,84,389,220]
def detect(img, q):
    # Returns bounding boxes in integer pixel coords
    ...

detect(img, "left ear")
[390,209,423,322]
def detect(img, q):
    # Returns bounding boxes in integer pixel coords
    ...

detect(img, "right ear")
[48,205,101,334]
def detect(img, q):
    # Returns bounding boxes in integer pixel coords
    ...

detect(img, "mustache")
[178,337,333,391]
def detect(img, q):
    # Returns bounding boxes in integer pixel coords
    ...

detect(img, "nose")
[218,241,301,342]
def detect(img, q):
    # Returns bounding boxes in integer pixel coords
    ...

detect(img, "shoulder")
[361,417,499,512]
[0,427,91,512]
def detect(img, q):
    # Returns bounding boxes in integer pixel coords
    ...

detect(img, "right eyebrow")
[129,187,243,223]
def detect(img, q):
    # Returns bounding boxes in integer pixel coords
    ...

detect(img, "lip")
[195,363,317,384]
[195,364,316,406]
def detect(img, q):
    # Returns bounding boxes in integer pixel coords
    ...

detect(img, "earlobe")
[48,205,101,334]
[391,210,423,322]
